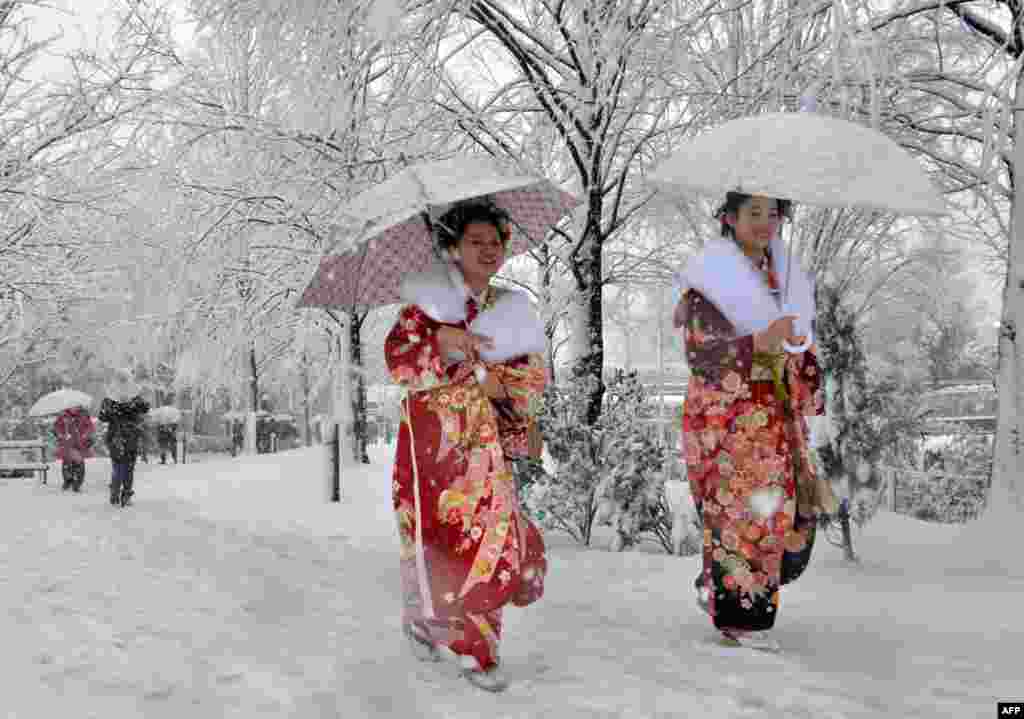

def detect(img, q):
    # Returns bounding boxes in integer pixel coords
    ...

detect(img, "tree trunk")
[990,68,1024,518]
[578,211,606,426]
[334,317,355,470]
[537,244,557,384]
[350,312,370,464]
[249,342,258,412]
[244,342,258,455]
[301,351,312,448]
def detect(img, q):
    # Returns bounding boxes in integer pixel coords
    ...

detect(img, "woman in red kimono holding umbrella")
[384,200,547,692]
[675,192,836,652]
[55,406,96,492]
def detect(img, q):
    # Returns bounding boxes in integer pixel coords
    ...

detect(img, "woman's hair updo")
[714,192,793,239]
[436,200,512,251]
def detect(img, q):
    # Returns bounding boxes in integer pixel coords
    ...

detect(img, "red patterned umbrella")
[299,157,579,309]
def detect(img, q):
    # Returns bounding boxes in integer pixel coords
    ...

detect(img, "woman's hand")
[436,326,494,360]
[754,315,799,353]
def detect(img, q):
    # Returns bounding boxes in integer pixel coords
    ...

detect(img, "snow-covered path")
[2,446,1020,718]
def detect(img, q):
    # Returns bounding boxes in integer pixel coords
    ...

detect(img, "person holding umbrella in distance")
[28,389,96,492]
[55,405,96,492]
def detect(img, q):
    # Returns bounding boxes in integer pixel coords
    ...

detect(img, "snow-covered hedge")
[898,470,988,524]
[523,368,699,553]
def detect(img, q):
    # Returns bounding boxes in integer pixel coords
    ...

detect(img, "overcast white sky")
[23,0,116,82]
[23,0,193,82]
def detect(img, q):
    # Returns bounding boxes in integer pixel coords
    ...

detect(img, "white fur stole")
[680,236,816,341]
[398,261,546,363]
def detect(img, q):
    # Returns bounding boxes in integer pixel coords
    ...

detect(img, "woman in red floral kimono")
[675,193,834,652]
[384,200,548,692]
[54,406,96,492]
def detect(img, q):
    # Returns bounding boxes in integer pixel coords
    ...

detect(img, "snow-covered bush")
[599,430,669,552]
[817,284,925,526]
[921,431,993,478]
[904,470,988,524]
[525,368,694,552]
[522,367,611,546]
[511,456,547,521]
[850,483,885,528]
[653,475,703,556]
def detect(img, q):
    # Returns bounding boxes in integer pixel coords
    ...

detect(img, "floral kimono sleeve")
[486,352,546,419]
[487,352,546,458]
[682,290,754,386]
[385,304,475,393]
[786,350,825,417]
[681,290,755,503]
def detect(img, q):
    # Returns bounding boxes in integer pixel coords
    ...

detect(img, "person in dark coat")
[157,422,178,464]
[98,368,150,507]
[231,419,244,456]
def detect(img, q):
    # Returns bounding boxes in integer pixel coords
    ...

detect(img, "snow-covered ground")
[2,446,1020,718]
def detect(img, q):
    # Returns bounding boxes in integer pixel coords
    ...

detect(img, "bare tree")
[0,1,176,390]
[863,0,1023,524]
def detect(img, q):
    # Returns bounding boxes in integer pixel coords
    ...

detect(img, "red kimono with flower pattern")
[54,408,96,463]
[680,289,824,632]
[385,288,547,672]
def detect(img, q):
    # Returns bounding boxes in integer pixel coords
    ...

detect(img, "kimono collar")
[680,235,816,338]
[398,259,545,362]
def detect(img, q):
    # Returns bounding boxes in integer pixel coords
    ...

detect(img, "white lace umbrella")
[299,156,578,309]
[647,112,946,217]
[29,389,93,417]
[649,112,947,352]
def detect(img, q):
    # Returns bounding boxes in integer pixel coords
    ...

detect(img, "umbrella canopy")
[299,156,578,309]
[29,389,93,418]
[647,112,946,217]
[149,406,182,424]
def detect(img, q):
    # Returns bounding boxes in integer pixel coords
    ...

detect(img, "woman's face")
[728,195,782,255]
[457,221,506,279]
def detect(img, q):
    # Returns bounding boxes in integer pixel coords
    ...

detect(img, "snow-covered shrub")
[850,484,884,528]
[921,431,993,478]
[657,475,703,556]
[525,368,694,551]
[908,430,990,523]
[905,470,988,524]
[600,430,669,552]
[510,456,546,522]
[523,367,610,545]
[817,284,926,526]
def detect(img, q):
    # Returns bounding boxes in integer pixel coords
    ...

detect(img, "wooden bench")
[0,439,50,484]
